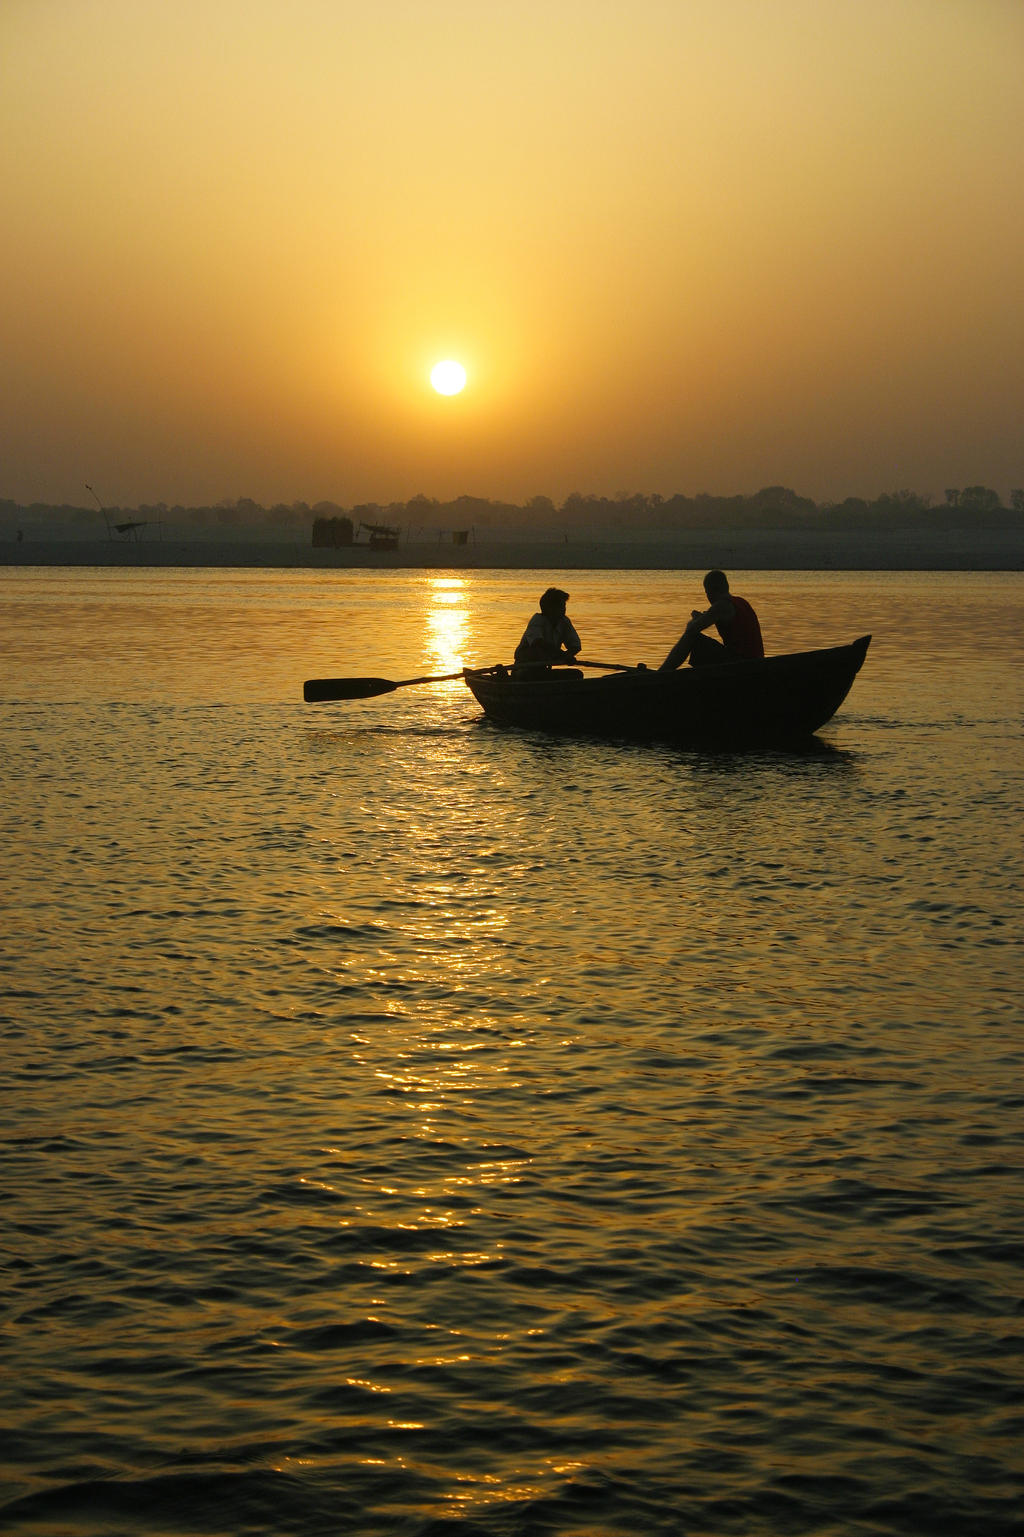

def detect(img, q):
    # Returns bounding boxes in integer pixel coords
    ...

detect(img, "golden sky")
[2,0,1022,507]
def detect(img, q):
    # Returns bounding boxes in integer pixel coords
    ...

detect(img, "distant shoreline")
[2,529,1022,572]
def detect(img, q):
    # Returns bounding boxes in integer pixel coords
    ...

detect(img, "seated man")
[514,587,581,667]
[659,570,763,670]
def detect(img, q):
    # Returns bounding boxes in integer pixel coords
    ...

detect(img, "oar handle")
[397,670,467,687]
[574,658,638,671]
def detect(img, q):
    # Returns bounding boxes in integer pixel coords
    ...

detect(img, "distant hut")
[312,516,354,548]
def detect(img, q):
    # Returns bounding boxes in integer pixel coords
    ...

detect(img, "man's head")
[703,570,729,600]
[539,586,569,615]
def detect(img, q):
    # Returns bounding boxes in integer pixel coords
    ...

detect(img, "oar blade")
[303,677,399,702]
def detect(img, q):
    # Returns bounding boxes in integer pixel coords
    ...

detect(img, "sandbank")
[2,527,1022,571]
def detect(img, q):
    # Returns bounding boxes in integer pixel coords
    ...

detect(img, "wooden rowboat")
[463,636,871,746]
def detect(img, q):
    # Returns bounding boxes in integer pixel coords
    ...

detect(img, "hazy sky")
[3,0,1022,508]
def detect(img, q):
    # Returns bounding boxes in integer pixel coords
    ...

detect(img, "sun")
[430,359,467,395]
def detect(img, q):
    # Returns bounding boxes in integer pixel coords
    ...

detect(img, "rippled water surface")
[2,568,1022,1536]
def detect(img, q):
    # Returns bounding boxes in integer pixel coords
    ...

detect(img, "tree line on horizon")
[2,483,1021,539]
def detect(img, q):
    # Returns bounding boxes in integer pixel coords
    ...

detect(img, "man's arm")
[688,597,735,635]
[560,617,582,656]
[659,598,735,670]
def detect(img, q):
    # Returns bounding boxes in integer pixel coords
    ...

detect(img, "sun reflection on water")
[426,577,468,671]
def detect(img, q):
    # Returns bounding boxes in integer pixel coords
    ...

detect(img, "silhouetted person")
[659,570,763,670]
[515,587,581,666]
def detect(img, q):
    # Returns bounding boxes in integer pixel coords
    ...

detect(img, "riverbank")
[3,526,1022,570]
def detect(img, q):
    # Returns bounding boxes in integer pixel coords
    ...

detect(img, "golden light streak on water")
[426,576,468,672]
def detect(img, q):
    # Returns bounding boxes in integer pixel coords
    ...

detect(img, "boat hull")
[464,636,871,746]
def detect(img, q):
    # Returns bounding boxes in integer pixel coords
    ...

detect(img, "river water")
[2,568,1022,1536]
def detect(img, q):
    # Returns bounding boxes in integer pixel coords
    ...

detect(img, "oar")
[303,658,640,703]
[304,670,469,702]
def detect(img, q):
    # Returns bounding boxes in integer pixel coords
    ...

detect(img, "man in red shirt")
[659,570,764,670]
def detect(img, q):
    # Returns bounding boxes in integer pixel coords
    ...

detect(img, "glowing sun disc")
[431,360,467,395]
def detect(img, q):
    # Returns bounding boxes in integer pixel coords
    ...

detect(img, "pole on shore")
[85,484,113,541]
